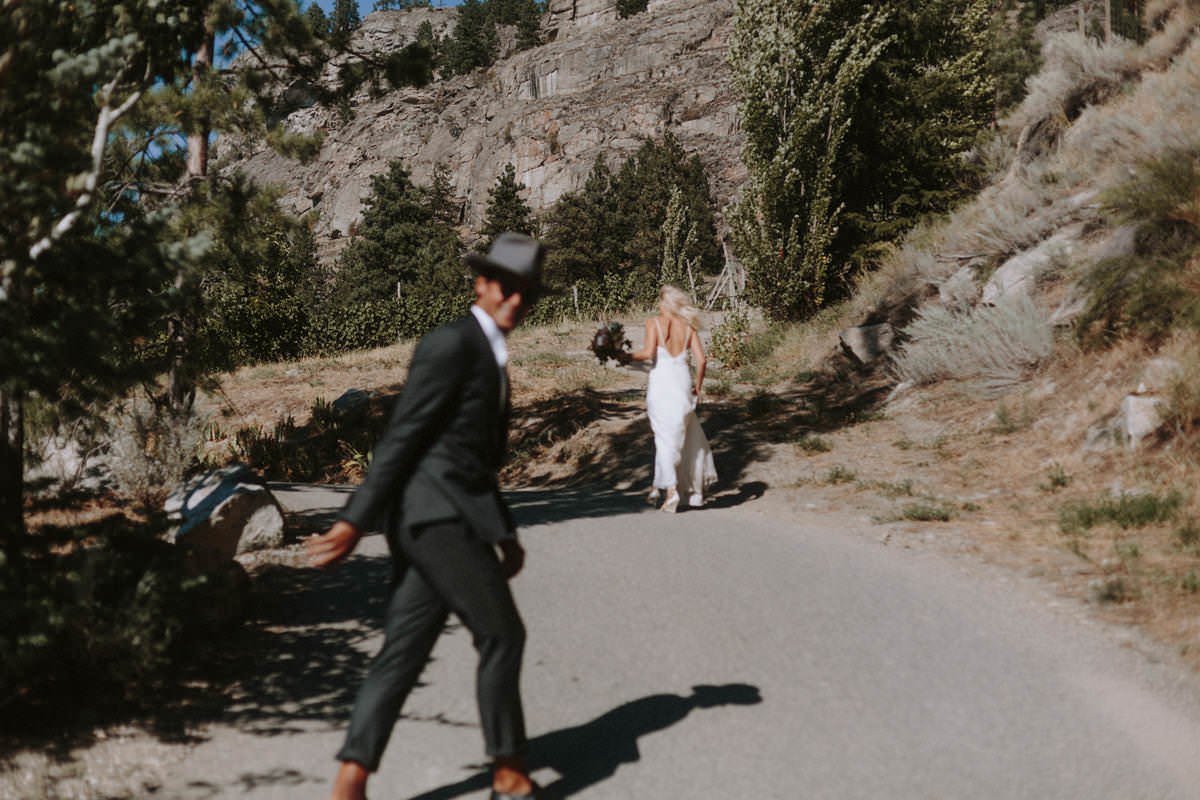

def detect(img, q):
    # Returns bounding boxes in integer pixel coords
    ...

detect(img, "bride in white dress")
[624,285,718,512]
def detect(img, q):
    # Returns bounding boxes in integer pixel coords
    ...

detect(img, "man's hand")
[497,539,525,579]
[307,520,363,568]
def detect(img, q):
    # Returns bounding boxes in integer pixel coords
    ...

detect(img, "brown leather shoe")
[489,781,541,800]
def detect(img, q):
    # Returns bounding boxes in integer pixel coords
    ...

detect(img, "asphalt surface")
[153,483,1200,799]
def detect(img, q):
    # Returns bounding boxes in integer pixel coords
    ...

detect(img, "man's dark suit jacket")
[338,313,516,544]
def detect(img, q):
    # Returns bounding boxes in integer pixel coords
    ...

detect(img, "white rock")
[1118,395,1165,449]
[1135,357,1181,395]
[166,466,285,560]
[982,224,1084,305]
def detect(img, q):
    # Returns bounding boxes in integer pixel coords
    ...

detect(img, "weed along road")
[156,484,1200,799]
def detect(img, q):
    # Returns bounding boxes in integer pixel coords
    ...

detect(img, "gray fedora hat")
[465,232,546,291]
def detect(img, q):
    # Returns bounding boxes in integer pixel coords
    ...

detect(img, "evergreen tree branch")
[29,61,150,261]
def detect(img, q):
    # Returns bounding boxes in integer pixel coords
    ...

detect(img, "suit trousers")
[336,519,528,771]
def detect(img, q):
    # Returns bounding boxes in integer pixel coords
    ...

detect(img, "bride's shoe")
[646,488,660,505]
[662,491,680,514]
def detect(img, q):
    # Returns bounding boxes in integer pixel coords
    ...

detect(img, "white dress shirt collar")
[470,304,508,369]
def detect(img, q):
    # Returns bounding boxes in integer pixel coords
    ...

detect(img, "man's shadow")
[408,683,762,800]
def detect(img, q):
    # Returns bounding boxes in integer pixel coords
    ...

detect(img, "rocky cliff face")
[229,0,742,260]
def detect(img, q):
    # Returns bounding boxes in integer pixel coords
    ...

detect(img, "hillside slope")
[229,0,742,260]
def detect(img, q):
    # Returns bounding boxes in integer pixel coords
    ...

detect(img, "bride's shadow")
[406,683,762,800]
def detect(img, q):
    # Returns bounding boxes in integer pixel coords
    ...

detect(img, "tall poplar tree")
[730,0,1001,320]
[730,0,890,320]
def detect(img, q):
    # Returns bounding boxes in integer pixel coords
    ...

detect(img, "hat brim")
[465,252,553,295]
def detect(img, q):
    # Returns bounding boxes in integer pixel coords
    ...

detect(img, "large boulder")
[1118,395,1166,450]
[165,465,286,562]
[839,323,895,366]
[981,224,1085,305]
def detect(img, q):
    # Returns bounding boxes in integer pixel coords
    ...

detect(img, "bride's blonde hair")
[659,284,702,330]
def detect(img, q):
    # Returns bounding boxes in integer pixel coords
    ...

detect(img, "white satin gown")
[646,322,717,506]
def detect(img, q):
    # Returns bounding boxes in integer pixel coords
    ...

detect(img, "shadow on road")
[407,683,764,800]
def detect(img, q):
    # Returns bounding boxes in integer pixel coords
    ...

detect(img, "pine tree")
[613,132,720,280]
[444,0,498,75]
[617,0,649,18]
[424,162,462,227]
[0,0,394,537]
[332,0,363,47]
[305,2,330,35]
[515,2,543,50]
[481,164,536,247]
[987,0,1042,116]
[327,160,468,346]
[0,0,213,540]
[838,0,995,259]
[542,156,626,289]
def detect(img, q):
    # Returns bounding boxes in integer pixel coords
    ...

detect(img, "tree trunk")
[168,24,215,412]
[0,387,26,547]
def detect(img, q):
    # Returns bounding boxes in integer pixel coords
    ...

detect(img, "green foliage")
[1039,463,1071,492]
[225,396,388,482]
[165,180,324,373]
[902,501,955,522]
[0,518,242,715]
[482,163,537,246]
[305,2,330,35]
[709,307,752,369]
[1077,149,1200,347]
[441,0,543,75]
[730,1,891,320]
[987,1,1042,115]
[730,0,1003,320]
[1059,490,1184,535]
[490,0,544,49]
[794,434,832,454]
[539,134,719,319]
[321,159,470,350]
[617,0,650,17]
[444,0,500,75]
[331,0,363,47]
[660,186,700,290]
[825,464,858,484]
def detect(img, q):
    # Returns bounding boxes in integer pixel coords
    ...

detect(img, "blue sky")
[309,0,464,13]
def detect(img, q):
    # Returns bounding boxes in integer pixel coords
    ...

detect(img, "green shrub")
[0,518,239,715]
[616,0,648,17]
[902,501,954,522]
[893,294,1054,395]
[710,307,752,369]
[795,434,831,454]
[1059,489,1183,534]
[825,465,857,484]
[1077,149,1200,347]
[1039,462,1071,492]
[225,397,388,482]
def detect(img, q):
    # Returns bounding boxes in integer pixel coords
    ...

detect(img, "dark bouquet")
[589,321,631,365]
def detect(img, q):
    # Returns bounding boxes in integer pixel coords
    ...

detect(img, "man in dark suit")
[307,232,546,800]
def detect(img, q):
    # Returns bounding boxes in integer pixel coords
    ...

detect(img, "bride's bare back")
[652,314,692,357]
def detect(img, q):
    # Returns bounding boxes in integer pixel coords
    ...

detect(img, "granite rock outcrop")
[228,0,742,260]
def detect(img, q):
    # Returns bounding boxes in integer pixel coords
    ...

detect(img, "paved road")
[155,484,1200,799]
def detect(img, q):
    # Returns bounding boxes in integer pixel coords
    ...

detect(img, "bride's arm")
[626,319,656,362]
[690,327,707,397]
